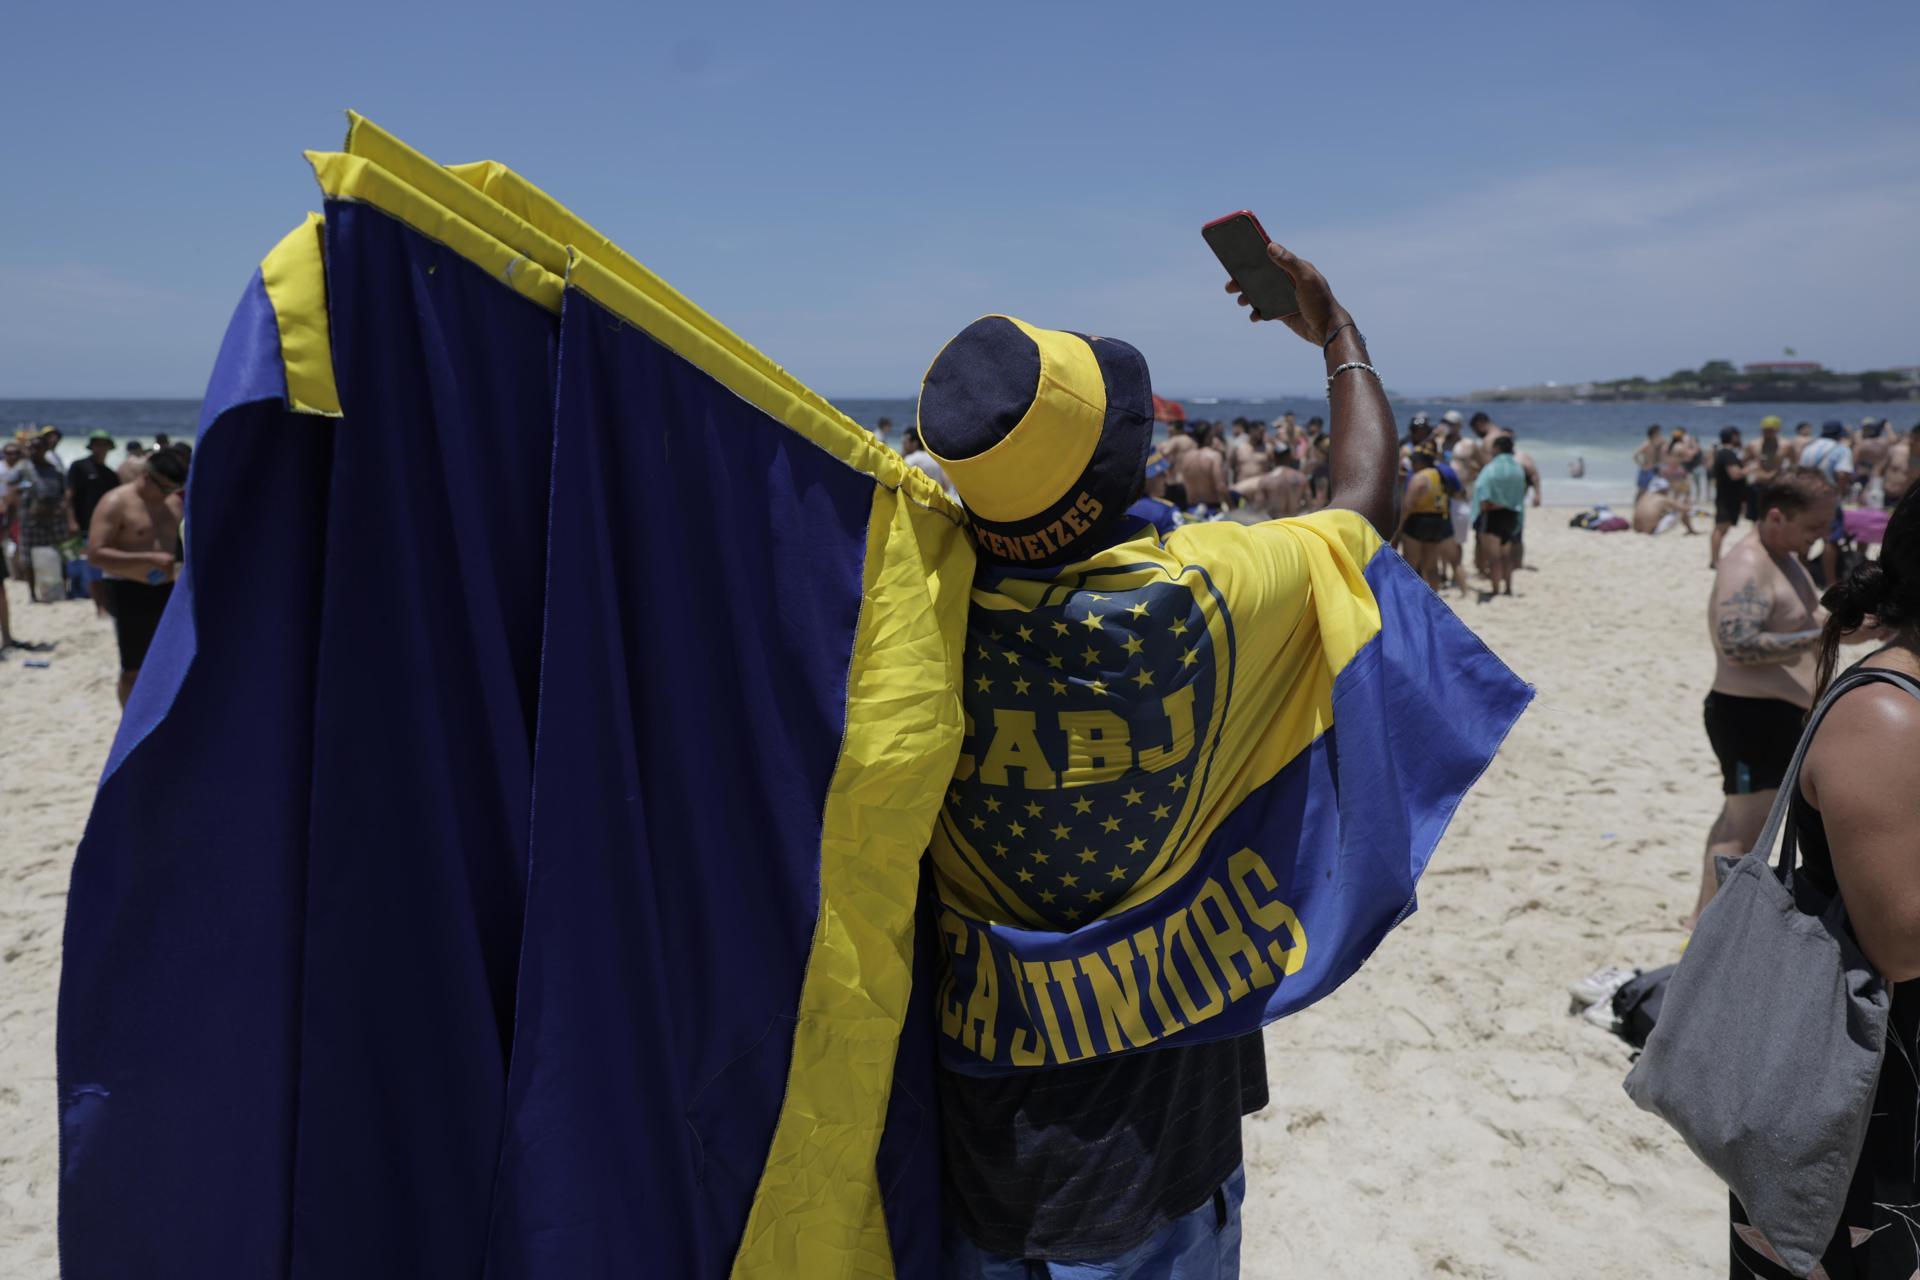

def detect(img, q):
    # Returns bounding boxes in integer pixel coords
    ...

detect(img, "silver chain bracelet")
[1326,361,1379,394]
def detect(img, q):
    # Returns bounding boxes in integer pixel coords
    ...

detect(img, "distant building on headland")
[1743,360,1825,374]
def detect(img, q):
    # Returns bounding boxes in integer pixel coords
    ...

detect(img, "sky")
[2,0,1916,398]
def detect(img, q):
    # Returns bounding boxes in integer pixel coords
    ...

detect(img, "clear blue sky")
[2,0,1915,397]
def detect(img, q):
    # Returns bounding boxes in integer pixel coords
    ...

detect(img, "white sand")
[0,519,1763,1274]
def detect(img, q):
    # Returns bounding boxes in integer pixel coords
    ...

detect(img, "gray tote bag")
[1624,667,1919,1278]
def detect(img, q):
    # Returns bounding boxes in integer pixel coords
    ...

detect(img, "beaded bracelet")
[1326,360,1379,393]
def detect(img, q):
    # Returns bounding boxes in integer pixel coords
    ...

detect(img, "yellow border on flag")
[258,212,342,417]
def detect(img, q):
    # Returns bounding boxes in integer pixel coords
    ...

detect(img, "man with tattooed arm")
[1690,469,1837,927]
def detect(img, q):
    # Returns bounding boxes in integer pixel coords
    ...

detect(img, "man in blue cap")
[915,244,1401,1278]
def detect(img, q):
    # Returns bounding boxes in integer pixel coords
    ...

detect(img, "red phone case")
[1201,209,1272,243]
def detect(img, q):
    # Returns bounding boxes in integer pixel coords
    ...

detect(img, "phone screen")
[1202,212,1299,321]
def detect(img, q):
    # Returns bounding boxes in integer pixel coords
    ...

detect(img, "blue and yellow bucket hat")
[916,315,1153,568]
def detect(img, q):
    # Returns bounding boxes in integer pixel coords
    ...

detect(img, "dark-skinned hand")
[1223,242,1353,347]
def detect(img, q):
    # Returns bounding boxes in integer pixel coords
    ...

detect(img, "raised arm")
[1712,569,1819,666]
[1224,245,1396,538]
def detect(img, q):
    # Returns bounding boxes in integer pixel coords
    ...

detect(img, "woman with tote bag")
[1730,483,1920,1279]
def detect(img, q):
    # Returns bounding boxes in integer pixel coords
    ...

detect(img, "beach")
[0,517,1766,1276]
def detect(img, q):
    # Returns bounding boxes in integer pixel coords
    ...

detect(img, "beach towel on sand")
[56,115,1528,1277]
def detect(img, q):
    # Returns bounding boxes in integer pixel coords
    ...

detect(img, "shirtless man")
[88,445,186,705]
[1855,417,1892,502]
[1228,420,1274,482]
[1174,423,1229,508]
[1885,424,1914,509]
[1741,416,1788,520]
[1633,425,1664,494]
[1632,475,1696,535]
[1690,469,1836,926]
[1231,461,1307,518]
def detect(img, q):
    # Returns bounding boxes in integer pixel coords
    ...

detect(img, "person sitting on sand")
[1395,442,1466,596]
[87,444,187,706]
[1708,426,1748,570]
[1725,479,1920,1278]
[1473,435,1525,597]
[1688,469,1835,928]
[1632,475,1696,536]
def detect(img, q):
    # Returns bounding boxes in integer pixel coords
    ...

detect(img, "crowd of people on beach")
[2,424,189,702]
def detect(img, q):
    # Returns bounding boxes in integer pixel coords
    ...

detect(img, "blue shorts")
[942,1165,1244,1279]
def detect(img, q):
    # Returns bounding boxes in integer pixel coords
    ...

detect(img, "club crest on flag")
[933,563,1232,928]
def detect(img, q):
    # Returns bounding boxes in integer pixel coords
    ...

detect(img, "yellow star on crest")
[1052,620,1071,637]
[1127,602,1150,618]
[1121,635,1145,656]
[969,814,986,830]
[1169,618,1189,637]
[1087,593,1109,602]
[1038,889,1056,903]
[1002,649,1022,665]
[1077,848,1098,863]
[1024,800,1043,818]
[1087,679,1108,696]
[1070,796,1093,815]
[1012,676,1031,695]
[1080,611,1104,632]
[1106,865,1129,881]
[983,796,1001,813]
[1060,873,1080,888]
[1050,822,1071,840]
[1180,648,1199,668]
[975,673,993,691]
[1125,835,1147,854]
[1081,645,1100,665]
[1131,669,1154,689]
[1031,850,1049,865]
[991,841,1008,856]
[1063,907,1081,921]
[1122,787,1143,806]
[1008,820,1026,837]
[1048,678,1068,695]
[1169,774,1188,792]
[1099,815,1121,833]
[1016,868,1035,883]
[1015,625,1033,642]
[1046,653,1065,669]
[976,644,991,660]
[1087,889,1105,903]
[1150,802,1171,820]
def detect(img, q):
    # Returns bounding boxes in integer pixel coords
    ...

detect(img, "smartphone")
[1202,210,1299,321]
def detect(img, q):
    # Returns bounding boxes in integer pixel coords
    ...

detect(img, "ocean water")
[8,397,1911,510]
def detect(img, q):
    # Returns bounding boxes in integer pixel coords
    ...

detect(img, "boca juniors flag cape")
[55,113,1527,1278]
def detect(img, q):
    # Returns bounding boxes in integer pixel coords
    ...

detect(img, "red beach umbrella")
[1151,394,1186,424]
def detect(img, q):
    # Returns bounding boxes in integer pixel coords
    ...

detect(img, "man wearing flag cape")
[920,245,1530,1276]
[57,116,1526,1280]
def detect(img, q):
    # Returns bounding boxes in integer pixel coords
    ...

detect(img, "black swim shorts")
[108,578,175,673]
[1714,487,1746,527]
[1702,691,1805,795]
[1481,508,1520,542]
[1403,512,1453,544]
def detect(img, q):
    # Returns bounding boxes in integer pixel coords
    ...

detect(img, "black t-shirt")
[1710,446,1746,493]
[938,1033,1268,1260]
[70,457,121,533]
